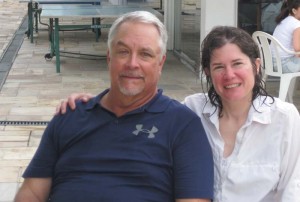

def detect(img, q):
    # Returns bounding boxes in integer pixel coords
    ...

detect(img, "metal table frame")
[19,0,101,43]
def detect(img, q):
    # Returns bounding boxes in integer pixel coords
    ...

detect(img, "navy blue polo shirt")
[24,89,213,202]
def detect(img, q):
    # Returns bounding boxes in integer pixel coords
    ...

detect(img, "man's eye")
[118,50,128,55]
[141,52,152,58]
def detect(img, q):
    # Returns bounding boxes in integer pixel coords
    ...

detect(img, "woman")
[273,0,300,72]
[58,26,300,201]
[183,26,300,201]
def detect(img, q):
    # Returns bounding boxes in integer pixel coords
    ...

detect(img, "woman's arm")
[176,199,211,202]
[292,27,300,54]
[278,105,300,201]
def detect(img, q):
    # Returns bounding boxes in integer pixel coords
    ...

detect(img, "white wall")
[200,0,238,43]
[164,0,174,50]
[109,0,127,5]
[165,0,238,50]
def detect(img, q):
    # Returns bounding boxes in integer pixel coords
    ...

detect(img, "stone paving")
[0,1,299,202]
[0,0,26,59]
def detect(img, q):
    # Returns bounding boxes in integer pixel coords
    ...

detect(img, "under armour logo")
[133,124,158,138]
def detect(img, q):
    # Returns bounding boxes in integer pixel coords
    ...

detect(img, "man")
[14,11,213,202]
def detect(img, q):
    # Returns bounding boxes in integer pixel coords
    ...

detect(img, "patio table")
[19,0,101,43]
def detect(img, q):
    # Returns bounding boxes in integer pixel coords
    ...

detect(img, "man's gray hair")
[107,10,168,59]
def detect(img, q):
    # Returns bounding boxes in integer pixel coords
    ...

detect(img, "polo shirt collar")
[85,88,171,114]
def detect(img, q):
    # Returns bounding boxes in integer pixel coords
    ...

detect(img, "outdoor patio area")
[0,0,299,201]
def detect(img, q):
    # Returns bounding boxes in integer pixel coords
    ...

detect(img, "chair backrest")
[252,31,300,102]
[252,31,288,78]
[252,31,300,76]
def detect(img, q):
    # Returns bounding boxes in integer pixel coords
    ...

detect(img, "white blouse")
[183,94,300,202]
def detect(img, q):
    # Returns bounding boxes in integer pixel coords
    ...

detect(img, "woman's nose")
[223,66,235,78]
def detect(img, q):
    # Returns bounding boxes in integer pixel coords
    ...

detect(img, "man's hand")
[55,92,94,115]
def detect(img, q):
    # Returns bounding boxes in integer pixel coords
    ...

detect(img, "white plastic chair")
[252,31,300,103]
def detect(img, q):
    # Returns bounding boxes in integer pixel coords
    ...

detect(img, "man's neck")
[100,89,158,117]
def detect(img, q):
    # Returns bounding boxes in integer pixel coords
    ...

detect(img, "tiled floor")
[0,1,299,201]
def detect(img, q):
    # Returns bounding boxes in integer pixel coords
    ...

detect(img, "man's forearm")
[14,178,52,202]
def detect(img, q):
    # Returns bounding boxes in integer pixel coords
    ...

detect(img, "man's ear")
[158,54,166,75]
[107,49,110,64]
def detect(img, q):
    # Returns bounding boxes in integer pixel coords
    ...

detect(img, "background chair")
[252,31,300,103]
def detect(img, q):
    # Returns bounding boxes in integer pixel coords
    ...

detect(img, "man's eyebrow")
[115,40,127,47]
[141,47,155,53]
[115,41,154,52]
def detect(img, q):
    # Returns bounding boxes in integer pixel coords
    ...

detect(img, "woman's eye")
[212,65,224,71]
[234,62,242,65]
[233,62,243,67]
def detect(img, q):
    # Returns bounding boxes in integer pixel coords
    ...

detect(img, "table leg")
[44,18,54,61]
[54,18,61,73]
[95,18,101,42]
[34,2,39,33]
[49,18,55,57]
[27,2,33,43]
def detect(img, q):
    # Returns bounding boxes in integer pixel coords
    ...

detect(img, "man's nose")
[126,54,139,68]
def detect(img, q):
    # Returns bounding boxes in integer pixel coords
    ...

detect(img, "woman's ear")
[255,58,261,74]
[204,67,210,76]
